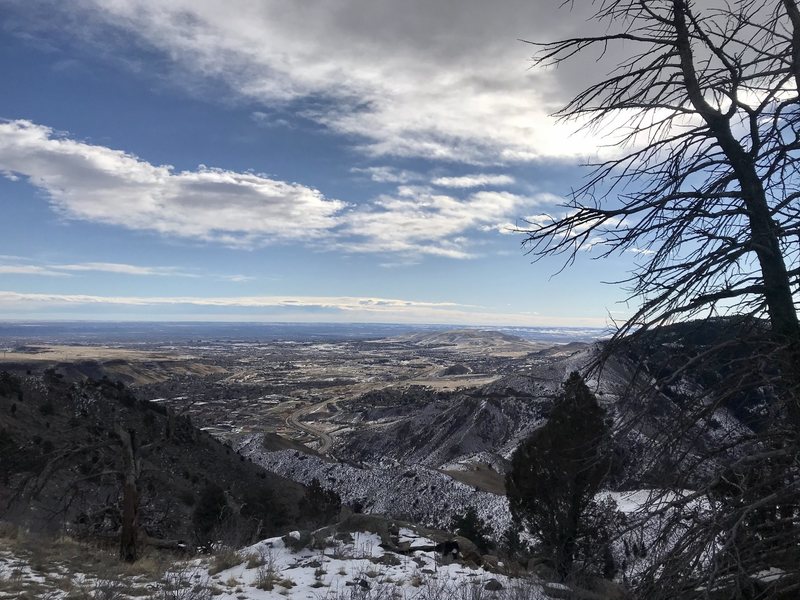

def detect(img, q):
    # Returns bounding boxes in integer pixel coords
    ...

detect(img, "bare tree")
[521,1,800,597]
[523,0,800,378]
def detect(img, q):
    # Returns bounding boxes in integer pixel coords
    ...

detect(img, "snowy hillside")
[239,439,512,534]
[195,528,530,600]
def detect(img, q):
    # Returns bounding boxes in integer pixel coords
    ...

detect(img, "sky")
[0,0,643,327]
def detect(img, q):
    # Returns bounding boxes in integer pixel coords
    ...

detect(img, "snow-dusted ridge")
[238,436,512,534]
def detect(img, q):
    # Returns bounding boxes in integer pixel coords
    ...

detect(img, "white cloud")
[513,211,625,252]
[50,0,604,163]
[351,166,421,184]
[627,247,656,256]
[0,119,546,259]
[0,120,346,247]
[220,274,257,283]
[0,265,68,276]
[481,222,525,235]
[0,291,460,310]
[0,257,258,281]
[431,174,516,188]
[56,262,196,276]
[0,290,610,327]
[250,111,292,129]
[342,190,542,259]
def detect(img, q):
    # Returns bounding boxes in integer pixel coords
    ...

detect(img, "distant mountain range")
[0,321,607,345]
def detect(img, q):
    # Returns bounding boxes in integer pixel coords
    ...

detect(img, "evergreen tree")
[451,506,493,553]
[300,478,341,527]
[192,482,232,543]
[506,372,611,578]
[499,525,530,564]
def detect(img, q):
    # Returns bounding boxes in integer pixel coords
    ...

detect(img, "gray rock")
[542,583,573,599]
[484,579,504,591]
[282,529,312,551]
[373,553,402,566]
[452,535,483,565]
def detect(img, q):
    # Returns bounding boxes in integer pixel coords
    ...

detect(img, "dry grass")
[208,547,242,575]
[0,530,180,600]
[244,552,263,569]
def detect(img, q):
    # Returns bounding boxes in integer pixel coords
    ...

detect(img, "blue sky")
[0,0,641,326]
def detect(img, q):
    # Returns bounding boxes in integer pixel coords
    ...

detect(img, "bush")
[208,547,241,575]
[153,564,212,600]
[240,484,288,531]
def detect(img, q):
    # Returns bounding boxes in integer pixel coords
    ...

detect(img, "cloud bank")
[0,290,608,327]
[0,120,344,247]
[24,0,604,164]
[0,120,541,258]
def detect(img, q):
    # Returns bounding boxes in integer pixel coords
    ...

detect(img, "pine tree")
[500,525,530,564]
[506,372,611,578]
[451,506,493,553]
[192,482,231,543]
[300,478,341,527]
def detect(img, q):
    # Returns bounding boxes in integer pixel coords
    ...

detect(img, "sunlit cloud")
[0,120,346,248]
[0,120,544,259]
[341,190,543,259]
[431,174,515,188]
[351,166,422,184]
[0,290,610,327]
[0,264,68,276]
[40,0,607,164]
[55,262,196,276]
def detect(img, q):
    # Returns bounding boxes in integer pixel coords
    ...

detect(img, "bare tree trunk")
[673,0,800,423]
[117,427,139,563]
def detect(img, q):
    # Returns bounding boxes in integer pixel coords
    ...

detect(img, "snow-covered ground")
[0,527,547,599]
[196,529,542,599]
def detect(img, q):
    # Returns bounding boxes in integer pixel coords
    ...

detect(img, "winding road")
[285,400,335,454]
[281,363,448,455]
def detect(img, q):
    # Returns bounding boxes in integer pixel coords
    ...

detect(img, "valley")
[0,325,603,522]
[1,320,778,598]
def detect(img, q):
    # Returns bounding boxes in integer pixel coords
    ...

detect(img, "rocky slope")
[319,324,767,494]
[0,370,306,547]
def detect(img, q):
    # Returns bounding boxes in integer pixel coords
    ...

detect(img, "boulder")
[484,579,504,591]
[282,529,312,551]
[373,553,402,566]
[452,535,483,565]
[336,513,394,545]
[481,554,501,572]
[542,582,573,599]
